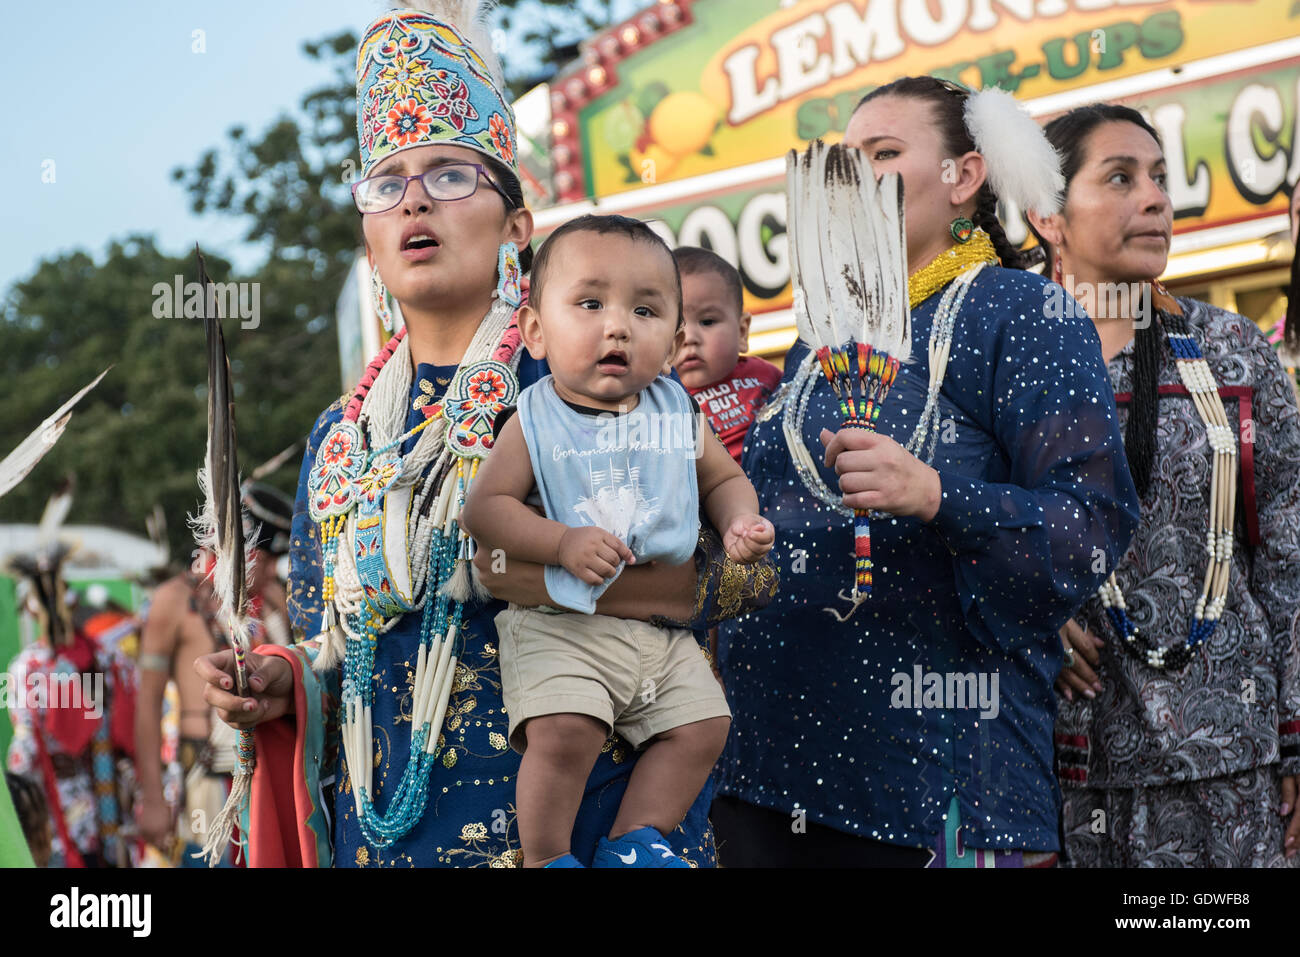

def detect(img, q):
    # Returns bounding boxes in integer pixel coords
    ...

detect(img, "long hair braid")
[1285,233,1299,355]
[1125,306,1163,499]
[973,186,1027,270]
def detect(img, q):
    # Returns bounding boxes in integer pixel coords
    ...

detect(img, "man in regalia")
[5,544,137,867]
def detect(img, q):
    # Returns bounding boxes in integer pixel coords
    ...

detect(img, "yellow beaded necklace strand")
[907,229,999,310]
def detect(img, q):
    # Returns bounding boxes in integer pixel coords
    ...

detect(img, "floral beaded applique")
[428,69,479,131]
[384,97,435,147]
[374,51,429,99]
[443,360,518,458]
[488,113,514,164]
[309,420,366,521]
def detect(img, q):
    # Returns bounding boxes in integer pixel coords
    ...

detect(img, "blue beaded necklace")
[349,524,465,847]
[309,326,520,848]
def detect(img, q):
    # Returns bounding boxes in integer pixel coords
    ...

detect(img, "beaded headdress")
[356,1,518,178]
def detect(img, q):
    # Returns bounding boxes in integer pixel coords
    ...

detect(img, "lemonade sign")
[575,0,1297,198]
[618,58,1300,321]
[602,86,723,185]
[551,0,1300,321]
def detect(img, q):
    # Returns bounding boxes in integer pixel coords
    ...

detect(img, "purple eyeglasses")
[352,162,513,214]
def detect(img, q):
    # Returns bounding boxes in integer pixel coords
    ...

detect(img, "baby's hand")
[723,514,775,564]
[557,526,636,585]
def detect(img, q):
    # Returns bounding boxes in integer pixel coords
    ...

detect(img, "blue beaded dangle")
[348,525,467,848]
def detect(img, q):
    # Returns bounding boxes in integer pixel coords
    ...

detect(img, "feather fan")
[189,246,258,866]
[785,140,911,611]
[788,140,909,364]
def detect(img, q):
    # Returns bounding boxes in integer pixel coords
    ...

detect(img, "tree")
[0,238,231,562]
[0,34,361,561]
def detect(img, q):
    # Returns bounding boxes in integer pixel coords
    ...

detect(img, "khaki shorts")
[495,606,730,752]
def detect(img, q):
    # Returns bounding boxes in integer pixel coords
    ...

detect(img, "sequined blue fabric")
[716,267,1141,851]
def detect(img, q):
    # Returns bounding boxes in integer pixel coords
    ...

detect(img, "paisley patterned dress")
[1057,297,1300,867]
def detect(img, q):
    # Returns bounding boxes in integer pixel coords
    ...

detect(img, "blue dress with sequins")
[716,267,1141,852]
[287,354,716,867]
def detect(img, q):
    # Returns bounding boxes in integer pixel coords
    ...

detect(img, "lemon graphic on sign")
[648,91,718,157]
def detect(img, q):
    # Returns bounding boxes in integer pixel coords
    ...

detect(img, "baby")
[672,247,785,681]
[672,246,783,466]
[461,214,774,868]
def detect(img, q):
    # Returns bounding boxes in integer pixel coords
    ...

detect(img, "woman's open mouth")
[400,229,440,262]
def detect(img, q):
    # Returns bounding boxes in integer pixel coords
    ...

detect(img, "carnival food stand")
[337,0,1298,375]
[534,0,1298,364]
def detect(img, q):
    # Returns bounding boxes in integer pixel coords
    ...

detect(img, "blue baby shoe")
[544,853,584,868]
[592,827,692,868]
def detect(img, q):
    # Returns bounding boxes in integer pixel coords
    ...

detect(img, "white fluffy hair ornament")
[963,86,1064,218]
[396,0,506,89]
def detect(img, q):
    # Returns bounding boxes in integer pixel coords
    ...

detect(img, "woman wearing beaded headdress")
[194,0,776,867]
[1027,104,1300,867]
[710,78,1141,867]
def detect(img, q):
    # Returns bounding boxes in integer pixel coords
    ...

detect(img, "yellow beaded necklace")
[907,228,1000,310]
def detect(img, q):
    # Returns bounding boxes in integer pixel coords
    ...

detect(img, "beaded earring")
[372,266,394,332]
[495,241,523,308]
[1053,255,1063,285]
[949,217,974,244]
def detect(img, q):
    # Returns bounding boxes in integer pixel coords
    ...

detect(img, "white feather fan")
[786,140,910,363]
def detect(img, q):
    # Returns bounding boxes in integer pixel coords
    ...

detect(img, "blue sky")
[0,0,385,296]
[0,1,653,300]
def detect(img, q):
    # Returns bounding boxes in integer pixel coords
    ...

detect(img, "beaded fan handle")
[815,343,901,599]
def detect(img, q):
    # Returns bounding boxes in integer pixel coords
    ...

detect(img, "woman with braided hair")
[1028,103,1300,867]
[711,77,1139,866]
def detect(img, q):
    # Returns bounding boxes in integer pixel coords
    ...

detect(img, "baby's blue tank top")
[516,375,701,614]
